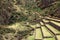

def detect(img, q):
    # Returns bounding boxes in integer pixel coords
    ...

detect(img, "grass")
[26,31,35,40]
[51,21,60,26]
[40,22,44,25]
[27,35,34,40]
[35,28,42,39]
[30,25,36,29]
[36,24,40,28]
[46,24,60,34]
[41,26,53,37]
[43,19,49,23]
[43,38,55,40]
[56,35,60,40]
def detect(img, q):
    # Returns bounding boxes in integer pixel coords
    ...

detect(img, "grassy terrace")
[41,26,53,37]
[35,28,42,39]
[51,21,60,26]
[0,0,60,40]
[56,35,60,40]
[45,17,60,21]
[43,19,49,23]
[40,22,44,25]
[43,38,55,40]
[46,24,60,34]
[26,31,35,40]
[0,17,60,40]
[26,17,60,40]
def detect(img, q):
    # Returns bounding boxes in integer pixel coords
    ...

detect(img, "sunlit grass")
[43,38,55,40]
[41,26,52,37]
[51,21,60,26]
[56,35,60,40]
[43,19,49,23]
[46,24,60,34]
[27,35,34,40]
[35,28,42,39]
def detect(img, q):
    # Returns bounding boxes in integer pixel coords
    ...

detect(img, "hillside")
[0,0,60,40]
